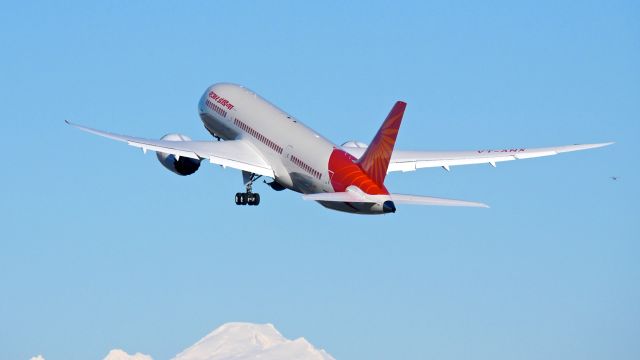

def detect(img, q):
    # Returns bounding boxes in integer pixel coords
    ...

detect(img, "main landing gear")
[235,192,260,206]
[235,172,261,206]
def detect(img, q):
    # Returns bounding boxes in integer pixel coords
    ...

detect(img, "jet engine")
[156,133,202,176]
[266,180,286,191]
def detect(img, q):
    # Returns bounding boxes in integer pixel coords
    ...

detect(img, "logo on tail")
[357,101,406,186]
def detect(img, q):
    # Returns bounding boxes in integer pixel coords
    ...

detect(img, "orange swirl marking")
[327,148,389,195]
[356,101,406,186]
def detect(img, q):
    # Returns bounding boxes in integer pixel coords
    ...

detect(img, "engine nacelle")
[156,133,202,176]
[267,180,286,191]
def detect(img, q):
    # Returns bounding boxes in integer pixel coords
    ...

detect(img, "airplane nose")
[382,200,396,213]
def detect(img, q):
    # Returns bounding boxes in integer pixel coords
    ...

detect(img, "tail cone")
[383,200,396,213]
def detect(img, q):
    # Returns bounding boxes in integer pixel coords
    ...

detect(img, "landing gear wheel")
[235,192,249,205]
[235,172,264,206]
[245,193,261,206]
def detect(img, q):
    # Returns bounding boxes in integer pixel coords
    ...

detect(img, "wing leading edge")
[65,121,274,177]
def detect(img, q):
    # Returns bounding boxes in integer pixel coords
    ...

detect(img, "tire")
[253,193,260,206]
[240,193,248,205]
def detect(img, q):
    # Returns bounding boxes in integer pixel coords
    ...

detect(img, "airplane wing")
[342,142,613,172]
[66,120,275,177]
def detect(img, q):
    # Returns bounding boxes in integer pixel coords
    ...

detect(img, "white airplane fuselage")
[198,83,382,213]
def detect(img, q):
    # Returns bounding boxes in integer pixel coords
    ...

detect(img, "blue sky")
[1,1,638,359]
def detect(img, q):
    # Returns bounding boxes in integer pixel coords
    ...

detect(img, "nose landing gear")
[235,172,261,206]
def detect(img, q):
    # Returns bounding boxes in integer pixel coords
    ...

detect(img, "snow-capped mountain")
[103,349,153,360]
[85,322,334,360]
[173,322,335,360]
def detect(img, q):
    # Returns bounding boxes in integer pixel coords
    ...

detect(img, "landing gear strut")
[235,172,261,206]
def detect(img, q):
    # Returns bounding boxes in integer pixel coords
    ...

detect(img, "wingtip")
[559,142,615,153]
[584,141,615,148]
[473,201,490,208]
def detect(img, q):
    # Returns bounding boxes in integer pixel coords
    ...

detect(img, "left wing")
[342,142,613,172]
[66,121,274,177]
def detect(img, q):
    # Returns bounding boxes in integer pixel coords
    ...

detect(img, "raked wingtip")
[473,201,490,209]
[588,141,615,149]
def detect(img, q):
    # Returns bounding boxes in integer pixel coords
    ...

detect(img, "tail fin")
[357,101,406,185]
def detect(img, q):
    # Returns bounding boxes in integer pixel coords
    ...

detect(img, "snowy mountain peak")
[36,323,334,360]
[172,322,334,360]
[103,349,153,360]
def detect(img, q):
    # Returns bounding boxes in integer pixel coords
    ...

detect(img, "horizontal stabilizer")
[302,191,488,208]
[390,193,489,208]
[303,192,368,203]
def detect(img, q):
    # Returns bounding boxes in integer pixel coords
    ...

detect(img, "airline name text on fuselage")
[208,91,235,110]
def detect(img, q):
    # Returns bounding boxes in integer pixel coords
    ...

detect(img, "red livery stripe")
[327,148,389,195]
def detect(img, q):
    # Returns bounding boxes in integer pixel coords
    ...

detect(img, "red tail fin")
[357,101,406,186]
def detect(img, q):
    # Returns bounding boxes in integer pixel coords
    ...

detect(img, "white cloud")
[30,356,45,360]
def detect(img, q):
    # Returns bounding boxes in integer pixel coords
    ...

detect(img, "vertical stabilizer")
[357,101,406,186]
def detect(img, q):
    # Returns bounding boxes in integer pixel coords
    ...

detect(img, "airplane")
[66,83,613,215]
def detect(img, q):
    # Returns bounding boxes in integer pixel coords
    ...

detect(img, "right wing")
[66,121,275,177]
[342,142,613,172]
